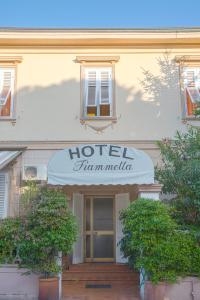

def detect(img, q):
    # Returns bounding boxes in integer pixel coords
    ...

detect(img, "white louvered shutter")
[84,67,112,117]
[183,67,200,103]
[0,71,11,106]
[100,68,112,105]
[0,173,8,219]
[0,69,14,106]
[186,88,200,104]
[0,69,14,118]
[85,70,97,106]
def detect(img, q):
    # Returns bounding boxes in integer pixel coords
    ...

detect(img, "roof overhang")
[0,151,22,170]
[1,28,200,47]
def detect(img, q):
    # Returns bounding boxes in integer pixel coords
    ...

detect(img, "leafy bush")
[120,198,200,284]
[18,187,77,277]
[0,186,77,278]
[0,218,21,264]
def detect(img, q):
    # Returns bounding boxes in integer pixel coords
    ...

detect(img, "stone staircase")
[62,263,140,299]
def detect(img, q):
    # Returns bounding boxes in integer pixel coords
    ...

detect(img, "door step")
[63,263,139,283]
[62,264,140,299]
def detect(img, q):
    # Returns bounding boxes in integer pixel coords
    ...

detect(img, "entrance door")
[84,196,115,262]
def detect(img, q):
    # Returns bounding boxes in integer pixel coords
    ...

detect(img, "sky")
[1,0,200,28]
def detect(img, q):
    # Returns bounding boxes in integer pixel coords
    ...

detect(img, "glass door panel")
[93,235,114,258]
[84,196,114,262]
[93,197,113,230]
[85,235,91,258]
[85,198,91,231]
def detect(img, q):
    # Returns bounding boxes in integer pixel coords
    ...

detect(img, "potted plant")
[0,216,40,299]
[18,186,77,300]
[120,198,200,300]
[0,185,77,300]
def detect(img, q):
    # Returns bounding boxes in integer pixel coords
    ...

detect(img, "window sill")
[76,56,120,63]
[182,116,200,121]
[0,118,16,124]
[81,116,117,122]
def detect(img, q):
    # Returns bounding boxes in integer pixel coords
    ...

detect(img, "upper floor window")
[183,66,200,117]
[76,56,119,124]
[0,68,15,119]
[83,66,113,119]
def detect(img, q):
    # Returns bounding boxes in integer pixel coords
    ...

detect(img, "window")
[182,66,200,117]
[0,68,15,119]
[76,56,119,122]
[82,66,114,119]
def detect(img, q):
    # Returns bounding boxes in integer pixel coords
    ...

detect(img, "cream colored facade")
[0,28,200,263]
[0,28,200,144]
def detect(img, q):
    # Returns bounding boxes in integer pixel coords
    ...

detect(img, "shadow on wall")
[12,54,181,140]
[116,53,181,138]
[16,78,136,138]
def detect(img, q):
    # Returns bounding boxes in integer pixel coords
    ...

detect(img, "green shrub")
[120,198,200,284]
[18,187,77,277]
[0,185,78,278]
[0,218,21,264]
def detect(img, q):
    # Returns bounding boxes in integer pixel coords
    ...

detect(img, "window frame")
[80,63,117,121]
[178,59,200,120]
[0,67,16,120]
[0,56,22,122]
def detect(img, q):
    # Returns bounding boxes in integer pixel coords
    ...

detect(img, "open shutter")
[115,193,130,263]
[183,67,200,116]
[100,68,112,116]
[85,70,97,117]
[72,193,84,264]
[186,87,200,103]
[0,69,14,117]
[84,67,112,117]
[0,173,8,219]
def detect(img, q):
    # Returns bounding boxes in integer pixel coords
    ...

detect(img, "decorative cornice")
[175,55,200,63]
[0,140,160,150]
[1,29,200,47]
[0,56,23,64]
[76,56,120,63]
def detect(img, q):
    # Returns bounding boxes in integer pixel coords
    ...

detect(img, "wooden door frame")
[84,195,116,262]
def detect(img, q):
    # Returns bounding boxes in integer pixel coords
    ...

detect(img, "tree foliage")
[156,127,200,226]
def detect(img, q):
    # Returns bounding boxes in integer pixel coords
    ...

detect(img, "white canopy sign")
[47,144,154,185]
